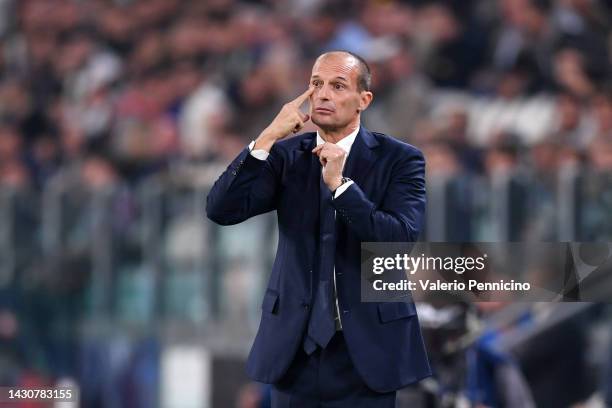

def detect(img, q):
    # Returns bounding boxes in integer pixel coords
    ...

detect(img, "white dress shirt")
[248,127,360,330]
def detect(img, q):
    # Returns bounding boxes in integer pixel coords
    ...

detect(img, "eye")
[334,83,345,90]
[312,80,322,87]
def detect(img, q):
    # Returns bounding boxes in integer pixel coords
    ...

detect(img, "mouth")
[315,107,335,114]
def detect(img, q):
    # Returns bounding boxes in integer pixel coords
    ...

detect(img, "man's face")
[309,54,370,131]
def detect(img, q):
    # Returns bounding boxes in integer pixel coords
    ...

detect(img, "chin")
[312,117,340,130]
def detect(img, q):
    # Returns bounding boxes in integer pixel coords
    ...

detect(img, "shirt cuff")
[333,180,354,198]
[248,140,270,161]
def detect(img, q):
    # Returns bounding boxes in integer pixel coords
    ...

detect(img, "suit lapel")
[342,127,379,187]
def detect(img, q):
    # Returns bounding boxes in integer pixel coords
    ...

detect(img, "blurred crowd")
[1,0,612,407]
[0,0,610,192]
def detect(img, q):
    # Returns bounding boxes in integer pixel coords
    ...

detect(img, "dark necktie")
[303,172,337,355]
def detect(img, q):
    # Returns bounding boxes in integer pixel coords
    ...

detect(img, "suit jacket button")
[301,302,310,309]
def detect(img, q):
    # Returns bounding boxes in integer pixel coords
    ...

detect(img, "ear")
[358,91,373,112]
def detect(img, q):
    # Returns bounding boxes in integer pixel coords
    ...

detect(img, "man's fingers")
[286,90,312,135]
[290,87,314,107]
[312,143,342,155]
[292,118,305,134]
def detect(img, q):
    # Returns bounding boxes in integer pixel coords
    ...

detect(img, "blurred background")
[0,0,611,406]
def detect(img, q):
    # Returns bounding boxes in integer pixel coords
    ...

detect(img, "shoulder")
[268,132,316,157]
[276,132,314,149]
[369,131,425,161]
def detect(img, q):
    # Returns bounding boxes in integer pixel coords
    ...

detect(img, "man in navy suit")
[207,51,431,407]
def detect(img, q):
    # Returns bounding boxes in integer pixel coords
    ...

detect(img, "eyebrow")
[311,75,349,83]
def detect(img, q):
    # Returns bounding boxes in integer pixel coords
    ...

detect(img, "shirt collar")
[316,125,360,154]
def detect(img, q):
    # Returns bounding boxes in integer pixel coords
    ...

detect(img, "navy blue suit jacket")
[206,126,432,393]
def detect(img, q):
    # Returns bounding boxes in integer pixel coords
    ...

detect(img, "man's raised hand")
[254,87,314,152]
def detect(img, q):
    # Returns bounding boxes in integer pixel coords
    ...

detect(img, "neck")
[318,118,360,144]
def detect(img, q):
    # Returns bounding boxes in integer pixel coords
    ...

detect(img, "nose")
[314,84,331,101]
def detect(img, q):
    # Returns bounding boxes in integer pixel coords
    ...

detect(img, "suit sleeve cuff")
[248,140,270,161]
[333,180,354,199]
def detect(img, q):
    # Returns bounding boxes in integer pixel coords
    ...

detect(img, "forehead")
[311,53,359,82]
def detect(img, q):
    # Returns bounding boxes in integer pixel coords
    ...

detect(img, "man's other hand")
[312,143,345,191]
